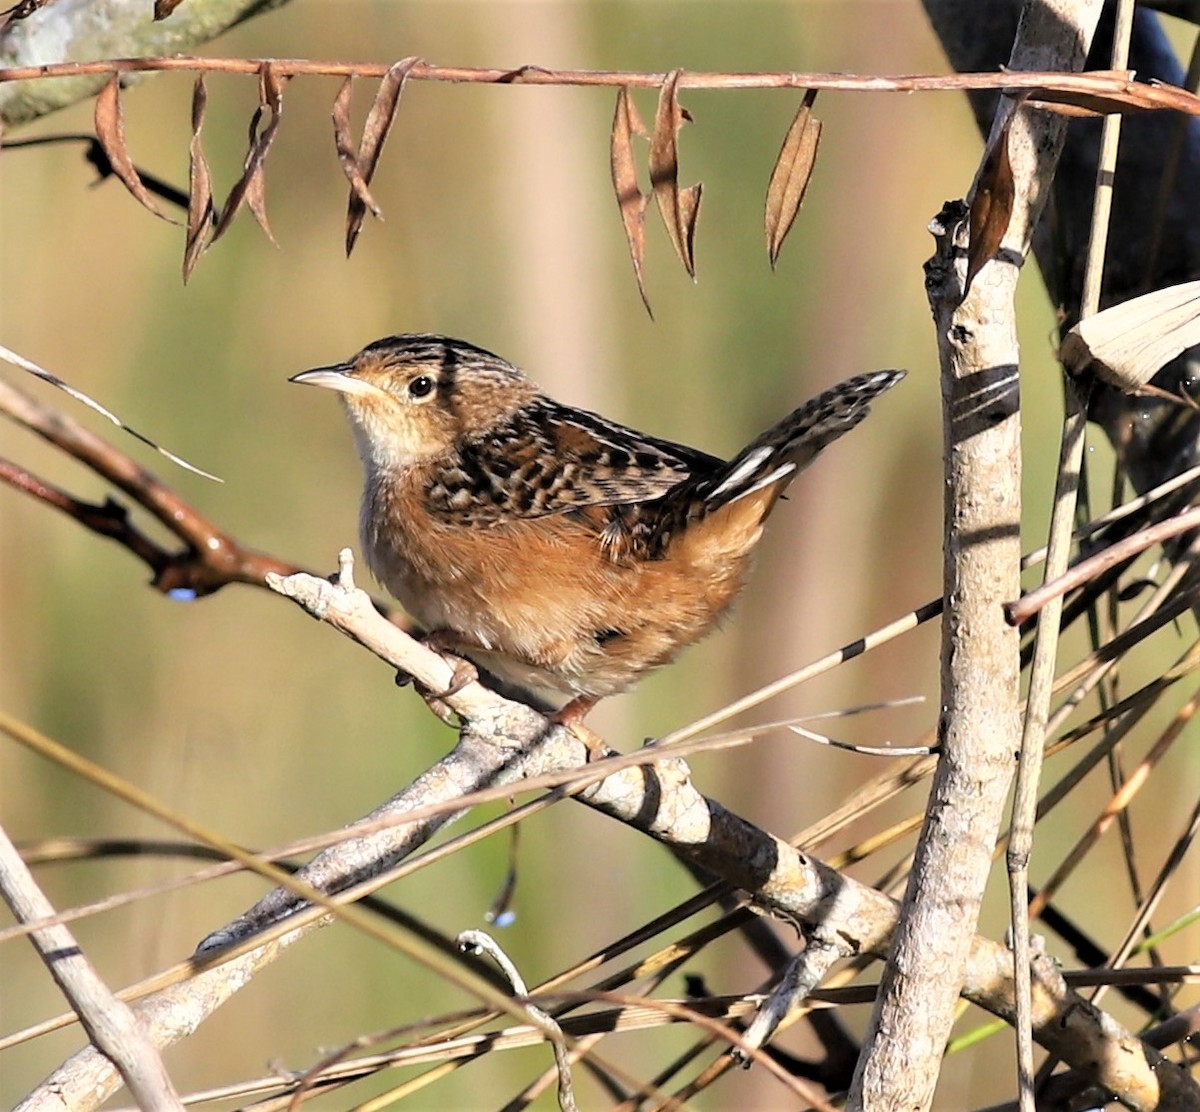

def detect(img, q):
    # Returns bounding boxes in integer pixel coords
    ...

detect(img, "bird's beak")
[289,364,386,399]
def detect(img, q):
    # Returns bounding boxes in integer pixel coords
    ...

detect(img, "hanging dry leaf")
[1060,281,1200,391]
[610,87,653,317]
[649,70,703,280]
[764,88,822,270]
[94,76,176,224]
[154,0,185,17]
[213,63,287,246]
[183,75,215,283]
[965,114,1015,293]
[244,64,287,243]
[332,77,383,223]
[345,57,420,256]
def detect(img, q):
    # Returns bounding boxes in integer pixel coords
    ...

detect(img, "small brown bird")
[291,334,902,719]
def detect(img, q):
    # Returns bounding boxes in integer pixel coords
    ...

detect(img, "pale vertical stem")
[847,3,1104,1108]
[1011,4,1135,1105]
[1007,377,1088,1110]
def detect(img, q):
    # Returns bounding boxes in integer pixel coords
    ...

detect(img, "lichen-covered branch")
[0,0,292,126]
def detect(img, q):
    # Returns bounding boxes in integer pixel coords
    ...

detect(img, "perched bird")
[291,334,903,720]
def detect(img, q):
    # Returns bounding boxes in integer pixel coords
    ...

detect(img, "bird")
[291,333,903,721]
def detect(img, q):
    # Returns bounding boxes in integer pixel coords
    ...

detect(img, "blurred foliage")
[4,2,1173,1109]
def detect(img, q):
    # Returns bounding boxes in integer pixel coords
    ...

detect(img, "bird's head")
[290,333,537,471]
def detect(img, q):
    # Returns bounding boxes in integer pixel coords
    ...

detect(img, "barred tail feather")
[703,368,904,509]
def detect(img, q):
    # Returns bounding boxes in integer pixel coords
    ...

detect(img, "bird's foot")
[392,630,481,723]
[549,695,607,759]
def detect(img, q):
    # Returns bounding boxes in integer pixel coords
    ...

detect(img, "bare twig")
[0,373,415,629]
[1007,377,1091,1108]
[1006,501,1200,625]
[1011,12,1135,1100]
[0,57,1197,115]
[458,930,578,1112]
[0,375,296,596]
[0,823,183,1111]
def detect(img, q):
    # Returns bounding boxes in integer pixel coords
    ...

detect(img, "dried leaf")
[332,77,382,223]
[0,344,221,482]
[649,69,703,280]
[154,0,185,18]
[1060,281,1200,391]
[93,76,175,224]
[345,57,420,256]
[183,75,215,283]
[965,116,1014,293]
[610,87,652,317]
[244,65,287,244]
[764,88,822,269]
[213,63,287,246]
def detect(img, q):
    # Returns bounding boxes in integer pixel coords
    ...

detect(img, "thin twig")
[0,57,1190,107]
[458,930,578,1112]
[0,375,297,596]
[0,374,414,626]
[1007,377,1090,1110]
[1005,501,1200,626]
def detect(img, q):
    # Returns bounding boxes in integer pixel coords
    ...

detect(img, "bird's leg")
[400,625,603,745]
[549,695,610,760]
[550,695,599,725]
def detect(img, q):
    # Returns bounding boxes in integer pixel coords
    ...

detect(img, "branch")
[849,4,1105,1109]
[0,0,293,125]
[2,56,1200,114]
[0,823,182,1110]
[19,556,1198,1111]
[0,374,412,625]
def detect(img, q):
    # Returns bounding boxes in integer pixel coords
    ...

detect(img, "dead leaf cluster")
[35,58,1199,302]
[611,76,823,313]
[608,74,706,316]
[333,58,418,256]
[94,58,423,282]
[94,66,292,282]
[86,61,828,299]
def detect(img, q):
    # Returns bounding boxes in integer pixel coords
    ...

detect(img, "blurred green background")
[5,1,1182,1109]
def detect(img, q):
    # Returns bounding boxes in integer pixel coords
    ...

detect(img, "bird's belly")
[362,513,754,703]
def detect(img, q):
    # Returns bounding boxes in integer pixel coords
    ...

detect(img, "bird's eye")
[408,375,435,400]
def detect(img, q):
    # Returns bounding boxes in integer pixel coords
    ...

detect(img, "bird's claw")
[415,656,479,724]
[435,656,479,700]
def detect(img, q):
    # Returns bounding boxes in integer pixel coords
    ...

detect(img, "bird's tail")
[702,369,905,509]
